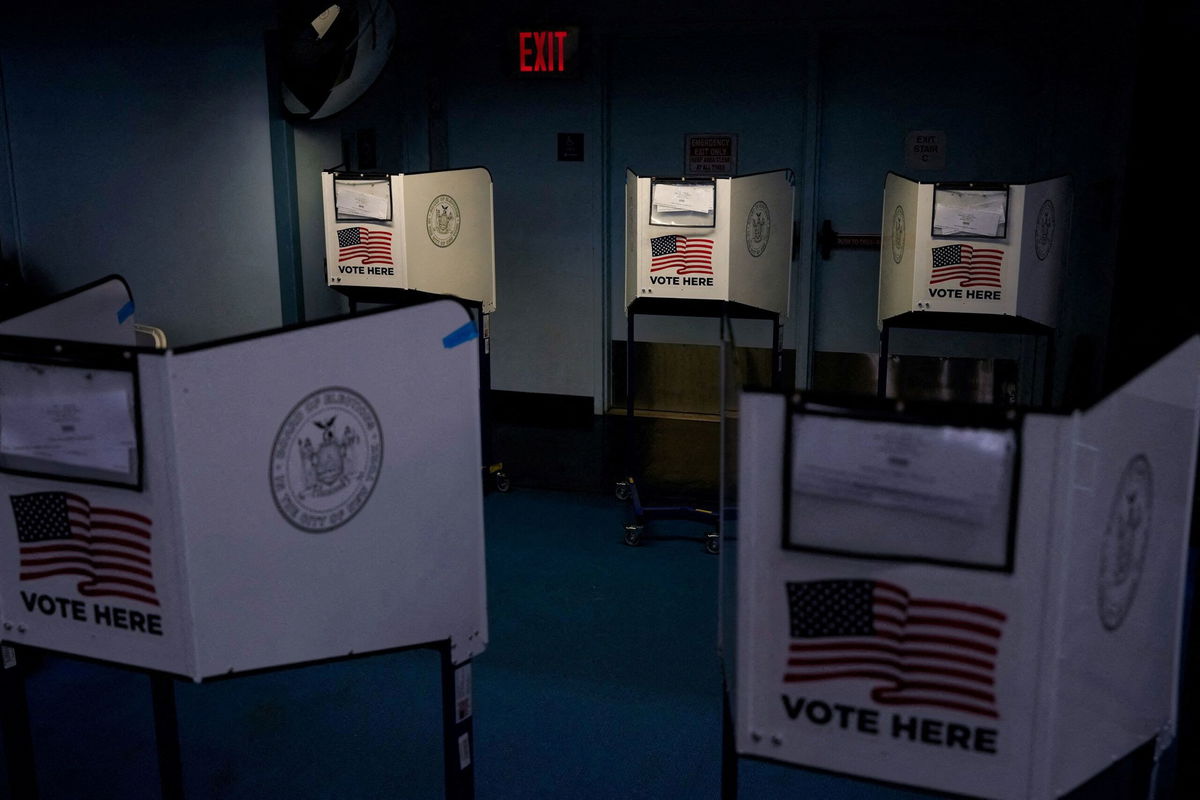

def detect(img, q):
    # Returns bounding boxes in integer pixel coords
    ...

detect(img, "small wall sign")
[686,134,738,177]
[905,130,946,170]
[557,133,584,161]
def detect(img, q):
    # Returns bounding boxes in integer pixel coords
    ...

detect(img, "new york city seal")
[1034,199,1055,261]
[426,194,461,248]
[745,200,771,257]
[1098,454,1152,631]
[270,387,383,533]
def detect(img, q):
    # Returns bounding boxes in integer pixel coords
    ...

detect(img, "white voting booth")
[324,167,496,312]
[618,168,794,549]
[0,277,487,681]
[325,166,507,493]
[734,337,1200,799]
[625,168,793,313]
[878,173,1071,326]
[0,274,138,346]
[0,277,487,797]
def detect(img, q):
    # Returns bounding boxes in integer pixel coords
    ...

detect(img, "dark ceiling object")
[279,0,396,121]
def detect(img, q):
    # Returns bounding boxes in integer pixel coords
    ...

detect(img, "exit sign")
[515,27,580,75]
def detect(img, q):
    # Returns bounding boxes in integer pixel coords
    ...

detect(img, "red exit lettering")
[519,30,569,72]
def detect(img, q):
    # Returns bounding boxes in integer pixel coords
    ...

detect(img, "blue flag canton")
[337,227,362,248]
[786,580,876,638]
[932,244,963,268]
[11,492,72,542]
[650,235,678,257]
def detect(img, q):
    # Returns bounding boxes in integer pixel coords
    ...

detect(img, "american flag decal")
[11,492,158,606]
[784,580,1005,719]
[337,226,393,265]
[930,244,1003,288]
[650,235,715,274]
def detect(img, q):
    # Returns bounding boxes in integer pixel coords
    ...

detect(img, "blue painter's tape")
[117,300,135,324]
[443,320,479,349]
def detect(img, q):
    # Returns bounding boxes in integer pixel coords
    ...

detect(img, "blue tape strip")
[442,320,479,349]
[117,300,135,324]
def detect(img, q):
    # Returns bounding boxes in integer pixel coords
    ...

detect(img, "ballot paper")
[650,181,716,227]
[791,415,1013,524]
[335,179,392,221]
[933,188,1008,238]
[653,182,715,214]
[0,361,136,476]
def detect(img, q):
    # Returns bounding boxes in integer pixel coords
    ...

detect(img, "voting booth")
[325,166,507,492]
[732,337,1199,799]
[625,169,793,313]
[878,173,1070,326]
[618,168,794,550]
[324,167,496,312]
[0,277,486,796]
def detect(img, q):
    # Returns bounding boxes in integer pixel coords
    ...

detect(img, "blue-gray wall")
[446,42,605,401]
[0,2,1151,407]
[0,3,282,347]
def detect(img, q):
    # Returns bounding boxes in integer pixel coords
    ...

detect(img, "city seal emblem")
[745,200,771,257]
[1034,199,1055,261]
[270,387,383,533]
[426,194,461,248]
[1098,454,1152,631]
[891,205,906,264]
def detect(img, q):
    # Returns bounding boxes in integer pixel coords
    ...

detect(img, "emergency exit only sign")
[686,134,738,176]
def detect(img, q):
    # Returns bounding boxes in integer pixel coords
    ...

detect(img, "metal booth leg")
[475,306,508,492]
[877,324,891,399]
[439,644,475,800]
[625,309,636,481]
[721,678,739,800]
[1043,331,1057,409]
[772,314,783,391]
[616,310,638,502]
[151,673,185,799]
[1,644,39,799]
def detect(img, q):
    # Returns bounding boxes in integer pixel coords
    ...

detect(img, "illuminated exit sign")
[515,27,580,75]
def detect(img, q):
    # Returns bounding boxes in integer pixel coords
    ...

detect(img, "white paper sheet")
[653,182,715,214]
[933,189,1007,237]
[0,362,136,474]
[335,181,391,220]
[791,415,1014,526]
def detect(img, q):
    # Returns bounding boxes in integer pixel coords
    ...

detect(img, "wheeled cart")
[0,278,487,799]
[617,299,781,554]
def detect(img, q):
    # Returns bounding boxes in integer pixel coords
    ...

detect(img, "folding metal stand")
[2,641,475,800]
[341,287,509,492]
[878,311,1055,409]
[616,298,782,553]
[1,645,38,798]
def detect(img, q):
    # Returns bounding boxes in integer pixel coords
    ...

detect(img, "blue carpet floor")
[2,488,1181,799]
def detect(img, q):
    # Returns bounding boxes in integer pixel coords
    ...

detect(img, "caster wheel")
[615,481,631,501]
[704,533,720,555]
[493,471,511,493]
[623,525,643,547]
